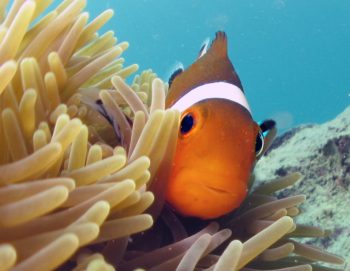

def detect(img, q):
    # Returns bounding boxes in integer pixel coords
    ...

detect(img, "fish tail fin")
[208,31,228,58]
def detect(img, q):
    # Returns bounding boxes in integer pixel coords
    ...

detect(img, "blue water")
[91,1,350,131]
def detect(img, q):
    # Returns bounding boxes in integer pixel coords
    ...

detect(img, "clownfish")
[165,31,275,219]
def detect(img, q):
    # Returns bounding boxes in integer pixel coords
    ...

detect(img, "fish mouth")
[176,167,247,197]
[204,184,234,196]
[166,169,248,219]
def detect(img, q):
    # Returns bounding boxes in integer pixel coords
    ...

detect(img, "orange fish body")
[165,32,263,219]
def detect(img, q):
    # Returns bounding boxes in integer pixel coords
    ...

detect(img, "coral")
[255,106,350,261]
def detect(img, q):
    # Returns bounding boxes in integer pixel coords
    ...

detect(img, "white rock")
[254,106,350,259]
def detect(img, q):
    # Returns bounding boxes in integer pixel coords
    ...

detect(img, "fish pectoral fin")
[259,119,276,134]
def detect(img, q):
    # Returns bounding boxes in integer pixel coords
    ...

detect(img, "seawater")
[87,0,350,132]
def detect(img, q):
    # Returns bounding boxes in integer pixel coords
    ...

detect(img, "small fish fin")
[259,119,276,136]
[197,38,210,59]
[256,119,277,159]
[95,99,133,146]
[168,67,184,88]
[95,99,114,126]
[207,31,228,58]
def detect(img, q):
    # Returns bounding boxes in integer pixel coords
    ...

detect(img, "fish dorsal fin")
[166,31,244,107]
[168,67,183,88]
[207,31,228,58]
[197,38,210,59]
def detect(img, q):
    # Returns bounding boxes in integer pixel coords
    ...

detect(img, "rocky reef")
[255,106,350,260]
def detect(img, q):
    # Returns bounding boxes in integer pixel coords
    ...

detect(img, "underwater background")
[85,0,350,132]
[0,0,348,269]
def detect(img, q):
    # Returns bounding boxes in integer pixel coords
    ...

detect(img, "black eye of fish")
[255,132,264,156]
[180,113,194,135]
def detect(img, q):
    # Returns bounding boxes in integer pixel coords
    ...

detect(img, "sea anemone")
[0,1,346,270]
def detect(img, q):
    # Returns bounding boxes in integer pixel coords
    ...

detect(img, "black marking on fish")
[168,68,183,88]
